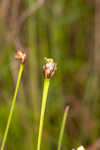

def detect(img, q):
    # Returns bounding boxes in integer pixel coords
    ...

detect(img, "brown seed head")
[43,57,56,79]
[15,49,27,64]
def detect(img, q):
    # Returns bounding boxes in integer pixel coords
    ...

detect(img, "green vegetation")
[0,0,98,150]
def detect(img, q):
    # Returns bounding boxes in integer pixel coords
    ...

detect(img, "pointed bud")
[65,106,70,113]
[15,49,27,64]
[43,58,56,79]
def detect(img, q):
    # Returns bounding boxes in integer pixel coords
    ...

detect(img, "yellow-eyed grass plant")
[1,49,26,150]
[57,106,69,150]
[37,58,56,150]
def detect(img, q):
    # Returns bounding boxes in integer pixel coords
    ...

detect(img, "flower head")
[43,57,56,79]
[15,49,27,64]
[77,146,85,150]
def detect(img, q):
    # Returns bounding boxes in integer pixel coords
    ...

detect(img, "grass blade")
[57,106,69,150]
[1,64,24,150]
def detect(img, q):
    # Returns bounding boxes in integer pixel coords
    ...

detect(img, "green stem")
[1,64,24,150]
[57,106,69,150]
[37,79,50,150]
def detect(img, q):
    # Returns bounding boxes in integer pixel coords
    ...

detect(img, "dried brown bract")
[43,57,56,79]
[15,49,27,64]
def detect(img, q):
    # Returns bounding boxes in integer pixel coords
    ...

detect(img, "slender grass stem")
[57,106,69,150]
[1,64,24,150]
[37,79,50,150]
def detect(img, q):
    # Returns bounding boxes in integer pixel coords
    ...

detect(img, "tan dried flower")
[43,57,56,79]
[15,49,27,64]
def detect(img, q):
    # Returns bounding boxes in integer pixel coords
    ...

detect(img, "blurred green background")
[0,0,99,150]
